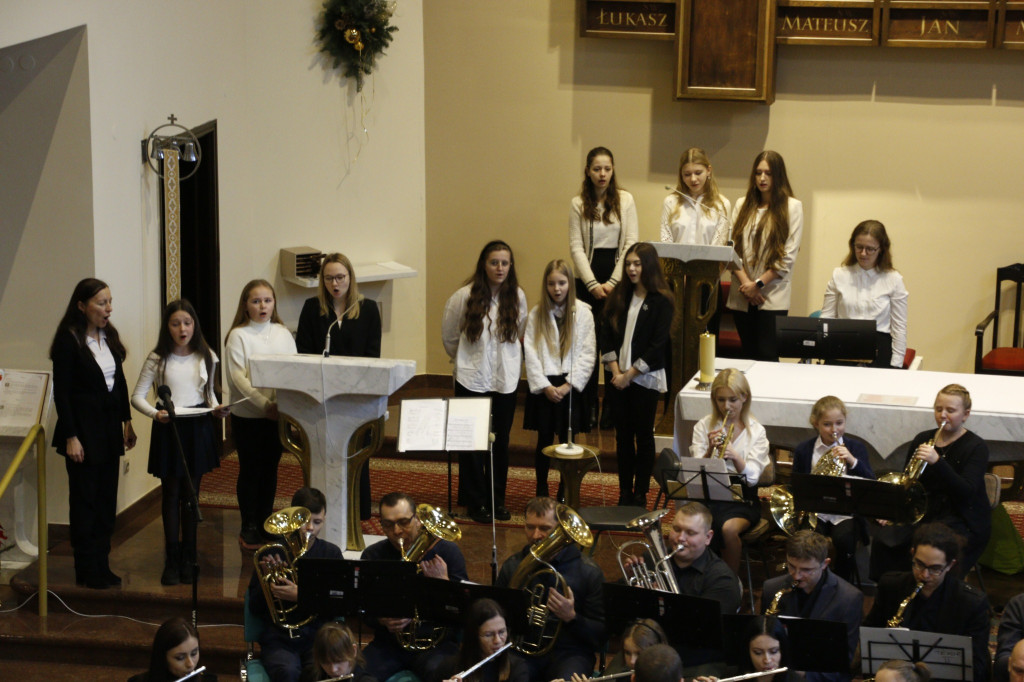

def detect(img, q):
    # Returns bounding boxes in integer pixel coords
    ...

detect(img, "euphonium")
[617,509,682,593]
[396,504,462,651]
[887,581,924,628]
[508,503,594,657]
[770,431,848,536]
[878,420,946,525]
[765,580,798,616]
[253,506,315,630]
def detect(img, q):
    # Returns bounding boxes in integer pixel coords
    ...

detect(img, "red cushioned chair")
[975,263,1024,375]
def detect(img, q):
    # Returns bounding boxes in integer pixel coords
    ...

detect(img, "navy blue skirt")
[146,409,220,480]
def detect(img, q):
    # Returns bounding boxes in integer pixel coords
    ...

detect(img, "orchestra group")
[46,146,1018,682]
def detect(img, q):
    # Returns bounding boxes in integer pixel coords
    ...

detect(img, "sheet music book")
[397,397,490,452]
[0,369,51,437]
[676,456,737,501]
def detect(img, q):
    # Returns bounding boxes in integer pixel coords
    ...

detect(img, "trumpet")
[509,503,594,657]
[617,509,683,593]
[765,580,798,615]
[878,420,946,525]
[712,409,735,459]
[253,506,315,631]
[887,581,924,628]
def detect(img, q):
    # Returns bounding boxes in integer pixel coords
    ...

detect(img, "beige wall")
[1,0,426,520]
[424,1,1024,375]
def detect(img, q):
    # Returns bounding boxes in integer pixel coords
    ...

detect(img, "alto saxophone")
[887,581,924,628]
[765,581,798,615]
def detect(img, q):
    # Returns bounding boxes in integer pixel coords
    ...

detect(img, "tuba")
[395,504,462,651]
[878,420,946,525]
[770,431,848,535]
[253,506,315,630]
[617,509,682,593]
[508,504,594,657]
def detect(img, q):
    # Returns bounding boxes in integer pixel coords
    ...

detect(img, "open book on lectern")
[397,397,491,452]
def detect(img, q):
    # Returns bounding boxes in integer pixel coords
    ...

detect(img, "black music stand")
[297,558,417,622]
[860,627,972,681]
[414,580,529,632]
[674,456,743,502]
[604,582,722,650]
[722,615,848,673]
[790,474,923,524]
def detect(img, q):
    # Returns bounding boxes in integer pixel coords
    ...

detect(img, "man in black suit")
[761,530,862,682]
[865,522,991,682]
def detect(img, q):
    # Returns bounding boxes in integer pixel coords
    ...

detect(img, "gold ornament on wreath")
[316,0,398,91]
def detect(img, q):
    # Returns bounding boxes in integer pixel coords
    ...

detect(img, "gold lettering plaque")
[883,5,995,47]
[581,0,675,39]
[777,3,878,45]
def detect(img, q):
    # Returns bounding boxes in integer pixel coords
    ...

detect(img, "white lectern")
[249,354,415,551]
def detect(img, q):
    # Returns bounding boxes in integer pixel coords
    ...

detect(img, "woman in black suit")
[600,242,675,506]
[295,253,382,519]
[49,278,136,589]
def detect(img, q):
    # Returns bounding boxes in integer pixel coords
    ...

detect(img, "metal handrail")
[0,424,47,617]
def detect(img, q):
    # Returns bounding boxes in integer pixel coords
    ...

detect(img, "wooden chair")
[975,263,1024,375]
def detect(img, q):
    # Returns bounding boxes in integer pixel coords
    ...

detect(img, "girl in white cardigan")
[132,299,228,585]
[223,279,297,548]
[523,260,596,498]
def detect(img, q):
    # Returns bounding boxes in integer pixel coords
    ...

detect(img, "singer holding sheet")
[726,151,803,362]
[132,299,228,585]
[660,147,731,246]
[442,240,527,524]
[569,146,638,430]
[224,279,297,549]
[295,252,382,519]
[820,220,909,369]
[50,278,136,589]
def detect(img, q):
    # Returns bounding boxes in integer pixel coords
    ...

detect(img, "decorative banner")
[163,149,180,304]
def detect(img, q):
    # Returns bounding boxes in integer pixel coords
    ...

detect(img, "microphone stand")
[488,429,498,585]
[159,387,203,630]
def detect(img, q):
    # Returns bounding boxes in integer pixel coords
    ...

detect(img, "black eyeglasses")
[911,559,948,575]
[380,516,415,531]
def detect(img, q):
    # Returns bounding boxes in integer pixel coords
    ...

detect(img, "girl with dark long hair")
[438,598,526,682]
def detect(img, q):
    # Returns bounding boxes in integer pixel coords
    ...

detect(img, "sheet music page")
[0,369,50,437]
[398,399,448,451]
[446,398,491,451]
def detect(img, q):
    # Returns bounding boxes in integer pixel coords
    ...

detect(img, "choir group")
[47,146,1014,682]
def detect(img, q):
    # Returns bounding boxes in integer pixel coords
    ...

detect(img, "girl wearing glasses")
[296,252,382,520]
[438,598,526,682]
[820,220,909,368]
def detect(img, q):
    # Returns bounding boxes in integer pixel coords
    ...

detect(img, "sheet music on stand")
[0,369,51,438]
[675,456,739,502]
[860,627,973,681]
[398,398,491,452]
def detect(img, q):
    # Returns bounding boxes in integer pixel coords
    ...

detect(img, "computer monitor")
[775,316,876,362]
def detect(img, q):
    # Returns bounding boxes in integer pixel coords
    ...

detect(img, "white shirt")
[821,265,909,368]
[132,350,219,419]
[441,285,527,394]
[523,301,596,393]
[660,193,732,246]
[619,294,667,393]
[224,320,297,418]
[85,331,117,391]
[688,413,770,487]
[726,196,803,312]
[568,190,639,290]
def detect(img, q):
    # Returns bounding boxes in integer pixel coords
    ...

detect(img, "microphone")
[323,318,341,358]
[157,385,176,418]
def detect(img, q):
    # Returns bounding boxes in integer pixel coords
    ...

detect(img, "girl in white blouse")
[132,299,228,585]
[727,151,803,361]
[660,147,731,246]
[820,220,909,368]
[689,368,770,573]
[569,146,639,430]
[224,279,297,548]
[442,240,527,523]
[523,260,596,498]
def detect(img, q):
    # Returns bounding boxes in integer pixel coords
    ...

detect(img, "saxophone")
[887,581,924,628]
[765,581,798,615]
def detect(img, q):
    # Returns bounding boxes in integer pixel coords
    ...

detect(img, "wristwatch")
[755,279,765,289]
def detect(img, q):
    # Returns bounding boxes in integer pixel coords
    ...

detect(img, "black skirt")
[523,374,592,436]
[147,409,220,480]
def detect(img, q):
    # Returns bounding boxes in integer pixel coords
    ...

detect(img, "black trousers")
[732,305,786,361]
[232,415,282,529]
[65,455,120,578]
[454,383,517,510]
[610,382,660,501]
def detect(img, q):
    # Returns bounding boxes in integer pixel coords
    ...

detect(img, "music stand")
[604,582,722,650]
[297,558,417,621]
[790,474,923,524]
[722,615,848,673]
[674,457,741,502]
[414,580,529,632]
[860,627,973,681]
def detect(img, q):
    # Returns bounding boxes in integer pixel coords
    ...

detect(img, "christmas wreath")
[316,0,399,91]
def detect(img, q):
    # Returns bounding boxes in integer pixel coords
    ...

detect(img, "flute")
[453,643,513,679]
[173,667,207,682]
[587,671,634,682]
[713,668,788,682]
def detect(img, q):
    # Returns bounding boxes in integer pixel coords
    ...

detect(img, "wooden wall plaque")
[998,1,1024,47]
[778,0,880,45]
[580,0,676,40]
[675,0,777,103]
[882,1,996,47]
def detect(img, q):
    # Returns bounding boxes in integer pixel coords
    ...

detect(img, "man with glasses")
[865,522,991,682]
[760,530,862,682]
[360,491,468,681]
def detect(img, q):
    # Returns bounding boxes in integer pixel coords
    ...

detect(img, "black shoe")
[617,493,631,506]
[102,569,122,587]
[633,492,649,508]
[162,544,181,586]
[469,506,492,523]
[239,524,263,549]
[79,572,110,589]
[495,506,512,521]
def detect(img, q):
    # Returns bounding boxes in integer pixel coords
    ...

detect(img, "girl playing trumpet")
[690,368,770,574]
